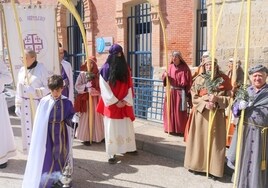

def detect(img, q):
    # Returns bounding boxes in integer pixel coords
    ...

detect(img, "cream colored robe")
[0,62,16,164]
[184,74,231,177]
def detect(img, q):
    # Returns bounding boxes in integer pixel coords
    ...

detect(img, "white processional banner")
[2,3,60,85]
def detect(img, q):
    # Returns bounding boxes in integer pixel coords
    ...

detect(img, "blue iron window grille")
[127,3,154,120]
[67,0,86,83]
[132,77,165,122]
[196,0,207,66]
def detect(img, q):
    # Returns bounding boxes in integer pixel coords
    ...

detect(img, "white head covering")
[202,51,210,58]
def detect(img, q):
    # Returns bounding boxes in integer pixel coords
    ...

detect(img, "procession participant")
[59,47,74,103]
[162,51,192,136]
[192,51,210,79]
[15,49,50,153]
[97,44,137,164]
[184,57,232,180]
[22,75,75,188]
[227,64,268,188]
[226,58,245,146]
[0,61,16,169]
[74,56,104,145]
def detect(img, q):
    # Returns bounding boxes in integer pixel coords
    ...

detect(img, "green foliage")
[196,73,224,94]
[85,72,95,82]
[234,84,251,101]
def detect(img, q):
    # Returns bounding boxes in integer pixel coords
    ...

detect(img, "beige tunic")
[184,74,231,177]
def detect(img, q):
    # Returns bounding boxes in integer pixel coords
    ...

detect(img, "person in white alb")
[0,61,16,168]
[59,47,74,104]
[15,49,50,154]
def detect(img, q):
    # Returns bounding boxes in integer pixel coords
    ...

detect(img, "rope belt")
[21,96,41,100]
[244,121,268,170]
[49,121,64,124]
[170,86,184,90]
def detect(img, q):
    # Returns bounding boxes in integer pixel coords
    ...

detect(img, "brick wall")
[164,0,194,66]
[12,0,196,71]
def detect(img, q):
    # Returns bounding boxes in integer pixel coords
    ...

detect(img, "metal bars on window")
[67,0,85,82]
[196,0,207,66]
[127,3,154,120]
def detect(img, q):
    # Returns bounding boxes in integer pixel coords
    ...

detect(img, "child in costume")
[22,75,75,188]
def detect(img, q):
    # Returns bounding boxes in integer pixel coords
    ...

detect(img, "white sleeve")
[99,75,118,106]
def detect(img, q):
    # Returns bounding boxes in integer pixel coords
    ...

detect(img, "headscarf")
[198,56,232,96]
[101,44,123,81]
[171,50,187,65]
[88,56,99,91]
[109,44,123,56]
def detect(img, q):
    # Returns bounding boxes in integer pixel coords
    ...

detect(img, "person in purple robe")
[162,51,192,136]
[227,64,268,188]
[22,75,75,188]
[59,47,74,104]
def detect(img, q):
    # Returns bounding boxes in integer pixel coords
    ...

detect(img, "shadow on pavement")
[0,159,26,175]
[72,156,167,188]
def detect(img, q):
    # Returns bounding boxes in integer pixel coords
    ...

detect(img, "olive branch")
[85,72,95,82]
[196,73,224,94]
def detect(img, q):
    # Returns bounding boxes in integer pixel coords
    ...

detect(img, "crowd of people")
[1,44,267,188]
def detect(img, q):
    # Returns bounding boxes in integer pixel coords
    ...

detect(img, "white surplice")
[0,62,16,164]
[22,94,55,188]
[22,95,73,188]
[15,63,50,153]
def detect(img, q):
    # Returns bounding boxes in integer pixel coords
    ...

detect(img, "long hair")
[108,54,130,87]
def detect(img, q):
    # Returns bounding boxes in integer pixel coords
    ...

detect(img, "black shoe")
[188,169,199,175]
[0,162,7,169]
[108,156,116,164]
[209,174,219,181]
[127,150,138,155]
[82,141,91,146]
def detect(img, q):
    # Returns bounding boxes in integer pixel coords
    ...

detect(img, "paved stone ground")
[0,112,233,188]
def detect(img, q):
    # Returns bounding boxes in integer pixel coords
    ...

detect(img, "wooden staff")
[226,0,245,144]
[233,1,251,187]
[206,0,226,177]
[57,0,93,143]
[11,0,36,126]
[0,4,16,89]
[146,0,171,134]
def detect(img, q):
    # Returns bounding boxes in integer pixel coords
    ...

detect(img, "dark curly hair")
[108,54,129,87]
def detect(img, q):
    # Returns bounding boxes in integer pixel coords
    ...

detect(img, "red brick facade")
[8,0,196,68]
